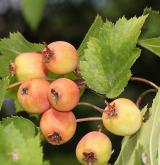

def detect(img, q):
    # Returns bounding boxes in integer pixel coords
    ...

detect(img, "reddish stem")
[136,89,156,108]
[78,102,103,113]
[130,77,160,91]
[97,124,104,132]
[76,117,102,123]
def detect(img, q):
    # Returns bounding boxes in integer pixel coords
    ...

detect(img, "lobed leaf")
[80,15,147,98]
[0,123,43,165]
[1,116,37,139]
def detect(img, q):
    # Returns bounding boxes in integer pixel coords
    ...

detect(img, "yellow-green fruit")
[42,41,79,74]
[102,98,142,136]
[15,52,47,81]
[76,131,112,165]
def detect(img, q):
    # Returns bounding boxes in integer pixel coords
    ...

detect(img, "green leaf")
[25,138,43,165]
[0,32,43,78]
[80,15,147,98]
[78,15,103,57]
[142,8,160,39]
[114,92,160,165]
[21,0,46,30]
[1,116,37,139]
[0,123,43,165]
[42,161,50,165]
[138,37,160,57]
[0,77,10,109]
[158,135,160,164]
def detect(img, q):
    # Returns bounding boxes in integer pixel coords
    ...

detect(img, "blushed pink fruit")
[40,108,77,145]
[14,52,47,81]
[76,131,112,165]
[102,98,142,136]
[42,41,79,74]
[17,78,50,114]
[48,78,80,111]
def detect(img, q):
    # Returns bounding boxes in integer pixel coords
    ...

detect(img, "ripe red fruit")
[42,41,79,74]
[17,78,50,114]
[14,52,47,81]
[76,131,112,165]
[48,78,80,111]
[102,98,142,136]
[40,108,77,145]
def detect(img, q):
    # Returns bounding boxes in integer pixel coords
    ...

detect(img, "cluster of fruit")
[10,41,142,165]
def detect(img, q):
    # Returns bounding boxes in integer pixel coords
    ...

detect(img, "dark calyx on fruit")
[83,152,97,165]
[21,87,29,95]
[51,89,60,102]
[104,103,117,117]
[48,132,62,144]
[42,44,54,63]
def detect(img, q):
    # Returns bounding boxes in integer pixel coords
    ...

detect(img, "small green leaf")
[138,37,160,57]
[0,77,10,109]
[80,15,147,98]
[1,116,37,139]
[78,14,103,57]
[0,123,43,165]
[21,0,46,30]
[0,32,43,78]
[142,8,160,39]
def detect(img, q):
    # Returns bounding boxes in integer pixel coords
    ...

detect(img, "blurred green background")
[0,0,160,164]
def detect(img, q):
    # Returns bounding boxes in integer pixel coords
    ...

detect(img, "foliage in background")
[21,0,46,30]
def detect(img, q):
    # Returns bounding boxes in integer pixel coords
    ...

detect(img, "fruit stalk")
[76,117,102,123]
[130,77,160,91]
[78,102,103,113]
[136,89,156,107]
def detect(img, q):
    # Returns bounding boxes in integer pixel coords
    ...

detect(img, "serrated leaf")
[0,123,43,165]
[142,8,160,39]
[1,116,37,139]
[138,37,160,57]
[21,0,46,30]
[25,138,43,165]
[0,32,43,78]
[78,14,103,57]
[80,15,147,98]
[0,77,10,109]
[114,92,160,165]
